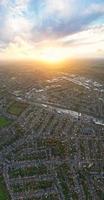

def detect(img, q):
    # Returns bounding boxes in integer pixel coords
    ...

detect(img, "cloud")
[1,24,104,60]
[60,25,104,46]
[85,3,104,15]
[0,0,104,60]
[0,0,32,43]
[57,25,104,58]
[97,49,104,56]
[30,1,104,40]
[1,0,104,43]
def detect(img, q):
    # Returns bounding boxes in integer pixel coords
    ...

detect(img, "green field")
[0,176,11,200]
[0,117,11,128]
[7,101,28,116]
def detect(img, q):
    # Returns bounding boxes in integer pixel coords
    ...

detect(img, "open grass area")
[7,101,28,116]
[0,176,11,200]
[0,117,11,128]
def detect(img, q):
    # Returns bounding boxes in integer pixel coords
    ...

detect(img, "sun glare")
[38,47,69,64]
[40,54,63,63]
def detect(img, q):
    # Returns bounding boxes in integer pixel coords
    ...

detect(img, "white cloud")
[58,25,104,58]
[60,25,104,45]
[41,0,85,22]
[85,3,104,15]
[0,0,32,43]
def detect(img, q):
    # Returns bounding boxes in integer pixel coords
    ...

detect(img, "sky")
[0,0,104,62]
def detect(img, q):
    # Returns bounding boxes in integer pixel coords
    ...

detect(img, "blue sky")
[0,0,104,61]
